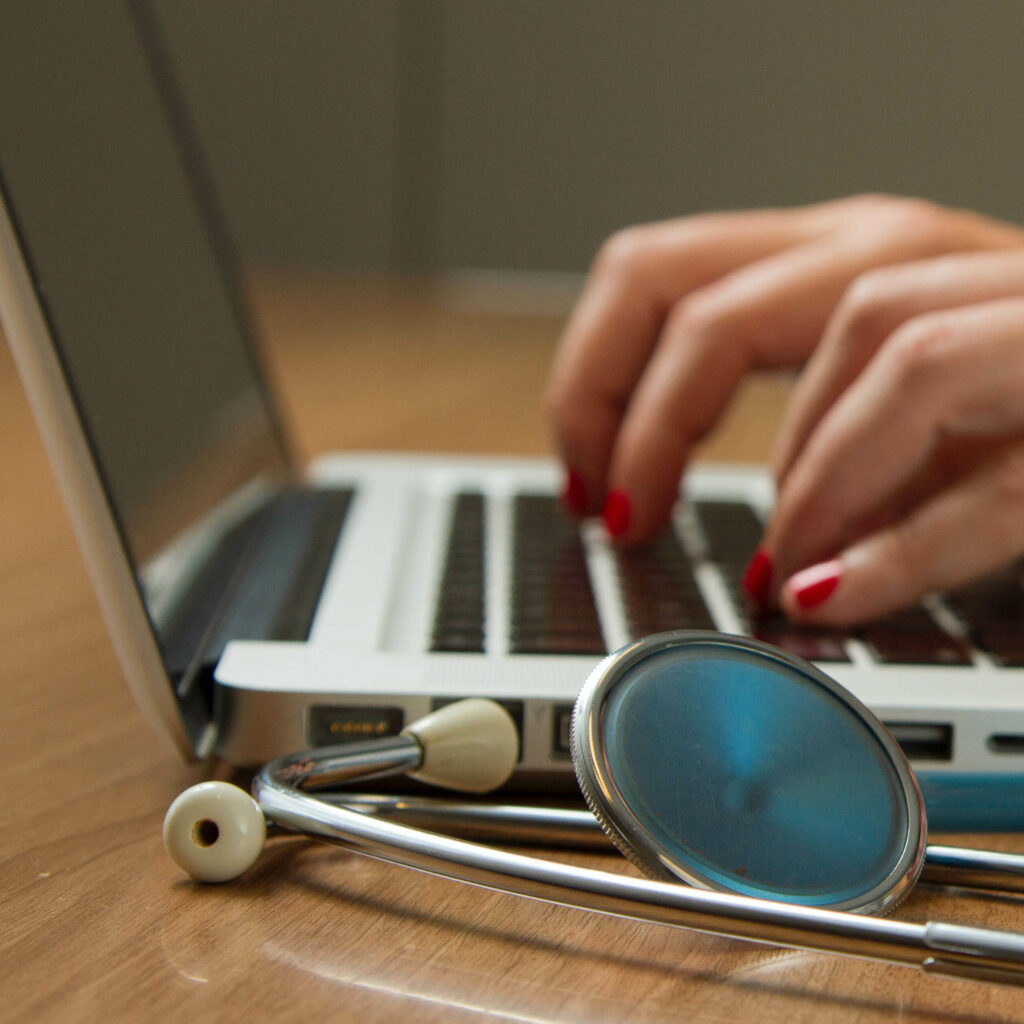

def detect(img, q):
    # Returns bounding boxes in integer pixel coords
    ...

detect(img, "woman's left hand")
[767,248,1024,624]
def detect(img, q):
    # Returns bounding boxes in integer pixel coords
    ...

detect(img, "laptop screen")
[0,4,289,609]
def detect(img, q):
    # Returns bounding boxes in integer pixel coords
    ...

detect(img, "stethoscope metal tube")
[253,757,1024,987]
[271,735,424,790]
[331,794,1024,896]
[332,794,611,848]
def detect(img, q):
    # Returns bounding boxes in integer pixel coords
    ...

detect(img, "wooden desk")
[3,274,1024,1022]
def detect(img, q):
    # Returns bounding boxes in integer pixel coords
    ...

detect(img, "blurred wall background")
[154,1,1024,276]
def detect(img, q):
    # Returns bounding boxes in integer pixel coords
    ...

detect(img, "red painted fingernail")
[562,468,588,517]
[602,489,631,539]
[741,546,773,608]
[788,560,842,610]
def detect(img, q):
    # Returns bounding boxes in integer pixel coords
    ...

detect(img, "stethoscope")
[164,631,1024,987]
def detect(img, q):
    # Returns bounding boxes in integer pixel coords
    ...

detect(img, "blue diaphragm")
[571,632,926,914]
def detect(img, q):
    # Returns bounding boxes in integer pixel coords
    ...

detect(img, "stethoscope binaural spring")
[164,631,1024,987]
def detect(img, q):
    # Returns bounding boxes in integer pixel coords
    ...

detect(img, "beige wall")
[156,1,1024,274]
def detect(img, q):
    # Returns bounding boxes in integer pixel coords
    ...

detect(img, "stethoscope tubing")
[326,792,1024,896]
[255,750,1024,986]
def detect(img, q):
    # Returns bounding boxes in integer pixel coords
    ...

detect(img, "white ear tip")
[163,781,266,882]
[403,698,519,793]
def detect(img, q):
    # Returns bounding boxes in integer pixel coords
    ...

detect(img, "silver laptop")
[4,1,1024,829]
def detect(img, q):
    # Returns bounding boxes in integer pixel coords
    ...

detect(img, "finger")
[779,440,1024,624]
[599,225,971,544]
[545,209,827,514]
[548,195,1022,518]
[773,249,1024,485]
[767,298,1024,583]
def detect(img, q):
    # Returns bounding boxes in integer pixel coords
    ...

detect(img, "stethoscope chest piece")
[571,631,927,915]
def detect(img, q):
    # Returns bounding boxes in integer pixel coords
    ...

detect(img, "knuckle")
[664,286,746,352]
[592,225,659,284]
[665,290,720,339]
[657,287,756,381]
[832,270,908,353]
[880,198,950,247]
[843,194,947,241]
[837,191,900,214]
[886,195,944,228]
[838,192,917,216]
[881,313,956,390]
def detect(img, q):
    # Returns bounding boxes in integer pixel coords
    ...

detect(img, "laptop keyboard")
[430,490,1024,667]
[508,495,605,655]
[430,493,487,652]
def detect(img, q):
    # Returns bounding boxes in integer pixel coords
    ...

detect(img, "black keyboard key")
[431,493,486,653]
[945,568,1024,666]
[508,633,609,655]
[972,624,1024,667]
[947,568,1024,621]
[431,629,486,653]
[752,614,851,663]
[861,627,971,666]
[693,500,764,572]
[510,495,605,655]
[859,607,971,666]
[615,532,714,637]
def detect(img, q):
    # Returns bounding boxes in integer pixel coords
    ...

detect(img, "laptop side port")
[987,734,1024,755]
[882,722,953,762]
[552,703,574,759]
[307,705,405,747]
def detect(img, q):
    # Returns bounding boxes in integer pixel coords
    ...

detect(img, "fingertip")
[741,546,774,609]
[600,484,682,546]
[547,395,620,520]
[601,489,631,539]
[782,559,843,615]
[560,466,590,518]
[779,556,886,627]
[601,426,694,544]
[780,520,944,625]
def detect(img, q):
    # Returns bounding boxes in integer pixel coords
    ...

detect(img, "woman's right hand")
[544,194,1024,621]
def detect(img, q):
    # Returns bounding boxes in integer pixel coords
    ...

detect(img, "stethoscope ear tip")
[163,781,266,883]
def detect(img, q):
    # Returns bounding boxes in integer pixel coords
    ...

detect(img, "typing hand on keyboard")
[545,195,1024,627]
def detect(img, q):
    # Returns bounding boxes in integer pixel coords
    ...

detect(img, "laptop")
[4,1,1024,830]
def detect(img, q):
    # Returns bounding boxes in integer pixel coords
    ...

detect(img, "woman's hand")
[768,249,1024,624]
[544,194,1024,624]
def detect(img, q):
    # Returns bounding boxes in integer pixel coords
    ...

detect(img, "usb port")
[552,703,574,758]
[987,734,1024,755]
[883,722,953,762]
